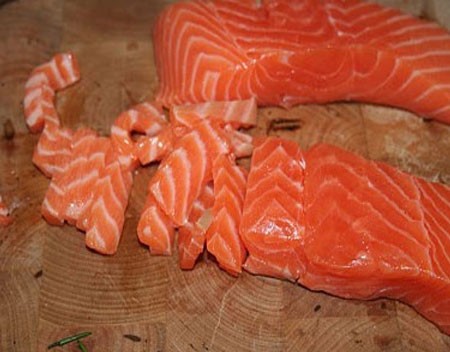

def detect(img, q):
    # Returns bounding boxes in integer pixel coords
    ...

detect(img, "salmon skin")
[240,137,450,335]
[154,0,450,124]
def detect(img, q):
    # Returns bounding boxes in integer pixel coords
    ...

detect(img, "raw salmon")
[206,154,247,275]
[178,183,215,269]
[32,122,74,178]
[240,137,307,281]
[84,160,133,255]
[154,0,450,124]
[24,52,79,133]
[178,222,207,270]
[111,102,167,170]
[137,193,175,255]
[149,119,230,226]
[136,127,174,165]
[170,98,257,129]
[0,196,12,226]
[300,143,450,335]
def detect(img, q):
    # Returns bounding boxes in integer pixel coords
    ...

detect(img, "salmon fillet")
[154,0,450,124]
[300,143,450,335]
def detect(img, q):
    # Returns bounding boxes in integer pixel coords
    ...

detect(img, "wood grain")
[1,0,450,351]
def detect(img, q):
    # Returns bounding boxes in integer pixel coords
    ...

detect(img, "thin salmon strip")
[178,222,206,270]
[224,125,253,158]
[24,52,80,133]
[63,134,111,226]
[111,102,167,170]
[206,154,247,276]
[150,119,229,226]
[137,193,175,255]
[136,126,174,165]
[170,98,257,129]
[300,143,450,335]
[154,0,450,124]
[178,182,215,269]
[240,137,307,281]
[0,196,12,226]
[84,160,133,255]
[32,122,74,178]
[40,128,99,226]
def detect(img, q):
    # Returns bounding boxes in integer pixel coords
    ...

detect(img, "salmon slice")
[136,126,174,165]
[178,222,206,270]
[170,98,257,129]
[206,154,247,276]
[178,182,215,269]
[111,102,167,170]
[84,160,133,255]
[40,128,100,225]
[32,122,73,178]
[63,133,111,226]
[137,193,175,255]
[154,0,450,124]
[24,52,80,133]
[149,119,230,226]
[300,143,450,335]
[224,125,253,159]
[0,196,12,226]
[240,137,307,281]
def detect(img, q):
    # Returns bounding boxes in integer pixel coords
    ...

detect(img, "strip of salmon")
[240,137,307,281]
[84,160,133,255]
[154,0,450,124]
[170,98,257,129]
[41,128,98,226]
[137,193,175,255]
[0,196,12,226]
[32,122,74,178]
[111,102,167,170]
[136,127,174,165]
[24,52,80,133]
[206,155,247,276]
[149,119,230,226]
[178,182,215,269]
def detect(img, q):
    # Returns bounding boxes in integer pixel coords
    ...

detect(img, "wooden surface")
[1,0,450,351]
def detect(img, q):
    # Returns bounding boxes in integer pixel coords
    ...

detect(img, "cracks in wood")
[267,118,303,135]
[208,280,238,350]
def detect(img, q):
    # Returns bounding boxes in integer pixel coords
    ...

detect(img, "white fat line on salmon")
[25,72,48,89]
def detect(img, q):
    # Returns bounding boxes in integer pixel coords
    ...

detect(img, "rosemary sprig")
[47,331,92,349]
[77,339,88,352]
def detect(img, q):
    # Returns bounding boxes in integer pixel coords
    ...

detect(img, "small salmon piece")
[111,102,167,170]
[85,160,133,255]
[137,193,175,255]
[136,126,174,165]
[40,128,98,225]
[240,137,307,281]
[32,122,74,178]
[0,196,12,226]
[63,134,111,225]
[224,125,253,158]
[150,119,229,226]
[24,52,80,133]
[178,222,206,270]
[178,182,215,269]
[170,98,257,129]
[206,154,247,276]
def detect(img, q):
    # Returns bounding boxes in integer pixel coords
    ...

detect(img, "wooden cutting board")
[1,0,450,351]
